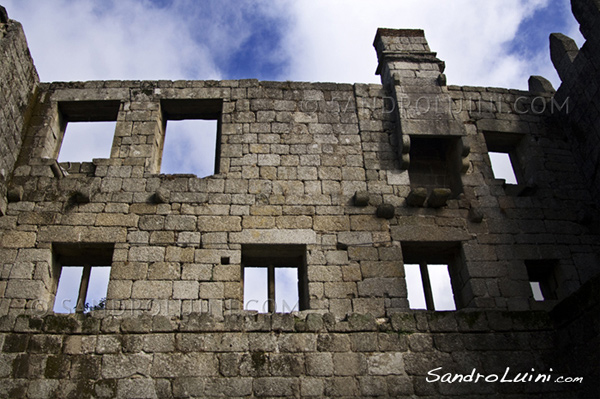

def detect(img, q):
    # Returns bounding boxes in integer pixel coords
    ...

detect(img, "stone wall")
[552,274,600,399]
[2,77,598,320]
[0,309,588,398]
[0,1,599,397]
[0,6,39,215]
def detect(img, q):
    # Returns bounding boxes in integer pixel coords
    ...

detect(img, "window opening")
[402,242,462,311]
[57,100,120,163]
[160,99,222,177]
[525,259,558,301]
[243,267,268,312]
[404,263,456,311]
[408,136,462,197]
[161,119,217,176]
[58,121,116,162]
[53,266,83,313]
[488,152,518,184]
[483,131,525,186]
[404,264,426,309]
[529,281,545,301]
[52,243,113,313]
[242,244,307,313]
[53,265,110,313]
[275,268,299,312]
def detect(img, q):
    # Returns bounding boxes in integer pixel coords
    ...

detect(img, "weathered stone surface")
[230,229,317,244]
[353,191,370,207]
[528,75,555,93]
[405,187,427,207]
[0,11,598,399]
[427,188,452,208]
[376,203,395,219]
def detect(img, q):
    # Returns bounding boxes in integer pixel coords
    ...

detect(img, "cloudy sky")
[4,0,584,88]
[3,0,584,311]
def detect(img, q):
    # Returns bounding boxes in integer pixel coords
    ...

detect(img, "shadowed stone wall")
[551,0,600,207]
[0,6,39,215]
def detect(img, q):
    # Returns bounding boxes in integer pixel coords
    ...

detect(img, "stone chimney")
[373,28,467,170]
[373,28,445,89]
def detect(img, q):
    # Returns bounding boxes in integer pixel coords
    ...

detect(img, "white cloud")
[3,0,585,89]
[281,0,565,89]
[2,0,220,81]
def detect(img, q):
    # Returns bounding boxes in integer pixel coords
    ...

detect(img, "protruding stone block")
[153,187,170,204]
[7,186,23,202]
[468,208,484,223]
[437,74,447,86]
[405,188,427,207]
[353,191,369,207]
[427,188,452,208]
[528,75,555,93]
[550,33,579,81]
[376,203,395,219]
[0,6,8,23]
[72,188,91,203]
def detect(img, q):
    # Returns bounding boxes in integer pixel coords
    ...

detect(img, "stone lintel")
[230,229,317,245]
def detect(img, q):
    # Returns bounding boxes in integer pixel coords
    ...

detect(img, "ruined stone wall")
[0,310,573,398]
[0,2,599,397]
[2,77,597,320]
[0,6,39,215]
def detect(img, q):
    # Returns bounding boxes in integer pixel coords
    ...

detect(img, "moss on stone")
[251,351,267,370]
[94,379,118,398]
[44,314,80,333]
[45,354,69,379]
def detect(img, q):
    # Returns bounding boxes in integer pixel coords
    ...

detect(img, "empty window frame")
[241,244,308,313]
[408,136,462,197]
[52,243,114,313]
[483,131,524,185]
[160,99,222,177]
[525,259,558,301]
[57,101,120,162]
[402,242,462,311]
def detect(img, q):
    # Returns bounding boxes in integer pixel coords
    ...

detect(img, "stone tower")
[0,1,598,397]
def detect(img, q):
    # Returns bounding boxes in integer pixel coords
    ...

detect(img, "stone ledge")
[1,310,553,336]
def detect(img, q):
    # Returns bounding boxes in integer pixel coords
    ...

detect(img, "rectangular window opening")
[404,263,457,311]
[402,242,462,311]
[525,259,558,301]
[404,264,427,310]
[52,243,113,313]
[484,131,525,186]
[529,281,545,301]
[58,121,116,162]
[161,119,218,177]
[57,100,120,163]
[488,151,518,184]
[160,99,222,177]
[242,244,307,313]
[408,136,463,198]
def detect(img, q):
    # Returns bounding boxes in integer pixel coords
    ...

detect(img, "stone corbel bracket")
[397,134,411,169]
[460,136,471,174]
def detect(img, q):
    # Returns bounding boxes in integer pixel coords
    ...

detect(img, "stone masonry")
[0,1,599,398]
